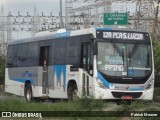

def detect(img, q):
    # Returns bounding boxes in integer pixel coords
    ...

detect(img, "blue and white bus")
[5,28,154,101]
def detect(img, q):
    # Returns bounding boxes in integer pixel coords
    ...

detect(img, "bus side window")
[88,44,93,75]
[7,45,17,67]
[66,37,79,65]
[17,44,28,67]
[28,42,38,66]
[53,39,66,65]
[81,43,93,75]
[82,44,87,70]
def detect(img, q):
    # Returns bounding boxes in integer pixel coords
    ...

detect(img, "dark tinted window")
[17,44,28,67]
[39,40,52,66]
[7,45,17,67]
[28,42,39,66]
[66,37,81,65]
[66,34,92,66]
[53,39,66,64]
[67,38,78,56]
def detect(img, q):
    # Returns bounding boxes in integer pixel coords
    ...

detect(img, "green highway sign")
[103,13,128,25]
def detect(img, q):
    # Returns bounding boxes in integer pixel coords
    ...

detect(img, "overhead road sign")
[104,13,128,25]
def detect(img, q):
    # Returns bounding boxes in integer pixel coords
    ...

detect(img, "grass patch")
[0,98,108,119]
[115,100,132,111]
[153,87,160,103]
[115,100,160,111]
[1,88,160,119]
[0,85,4,91]
[0,97,104,111]
[129,100,151,111]
[75,97,104,111]
[0,98,75,111]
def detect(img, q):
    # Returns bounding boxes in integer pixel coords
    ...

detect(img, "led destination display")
[96,30,149,41]
[103,32,144,40]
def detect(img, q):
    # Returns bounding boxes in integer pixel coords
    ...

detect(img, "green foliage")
[0,98,104,111]
[128,100,151,111]
[74,97,104,110]
[0,54,5,76]
[153,87,160,103]
[152,35,160,76]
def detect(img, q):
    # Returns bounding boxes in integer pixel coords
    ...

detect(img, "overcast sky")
[0,0,65,16]
[0,0,136,16]
[0,0,136,39]
[1,0,137,15]
[0,0,65,39]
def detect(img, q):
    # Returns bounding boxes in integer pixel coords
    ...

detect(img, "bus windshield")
[97,42,152,78]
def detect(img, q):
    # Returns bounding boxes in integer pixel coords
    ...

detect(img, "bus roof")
[8,27,148,45]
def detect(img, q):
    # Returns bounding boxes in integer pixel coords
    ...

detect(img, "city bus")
[5,27,154,102]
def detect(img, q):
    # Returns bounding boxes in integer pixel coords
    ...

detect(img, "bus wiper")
[112,42,123,56]
[112,42,124,65]
[128,43,138,58]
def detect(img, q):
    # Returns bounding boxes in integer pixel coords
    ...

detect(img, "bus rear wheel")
[24,84,33,102]
[68,83,78,101]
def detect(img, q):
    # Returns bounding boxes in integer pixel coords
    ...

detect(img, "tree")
[152,35,160,84]
[0,54,5,76]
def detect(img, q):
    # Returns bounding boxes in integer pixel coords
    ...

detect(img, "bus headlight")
[96,77,106,89]
[145,80,154,90]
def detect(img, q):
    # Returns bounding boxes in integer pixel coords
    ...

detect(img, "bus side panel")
[48,65,68,98]
[66,65,83,98]
[5,67,41,97]
[75,68,83,97]
[48,65,84,99]
[32,67,43,97]
[5,68,24,96]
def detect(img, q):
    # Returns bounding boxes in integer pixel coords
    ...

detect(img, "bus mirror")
[91,42,98,55]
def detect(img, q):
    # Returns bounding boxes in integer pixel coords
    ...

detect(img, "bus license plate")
[121,95,133,100]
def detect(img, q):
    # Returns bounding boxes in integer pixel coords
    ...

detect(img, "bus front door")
[82,43,93,97]
[39,46,50,95]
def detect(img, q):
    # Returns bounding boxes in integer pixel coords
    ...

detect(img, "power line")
[0,0,159,55]
[65,0,157,32]
[0,8,65,55]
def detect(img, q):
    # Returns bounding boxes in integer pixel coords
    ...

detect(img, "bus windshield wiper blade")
[112,42,122,57]
[128,43,138,58]
[112,42,124,65]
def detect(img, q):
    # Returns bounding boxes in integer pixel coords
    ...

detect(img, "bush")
[152,35,160,86]
[75,97,104,110]
[0,54,5,76]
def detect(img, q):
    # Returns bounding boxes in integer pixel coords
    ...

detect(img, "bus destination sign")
[103,32,143,40]
[96,31,145,40]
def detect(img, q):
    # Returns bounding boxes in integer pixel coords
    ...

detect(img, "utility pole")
[0,6,5,55]
[60,0,63,28]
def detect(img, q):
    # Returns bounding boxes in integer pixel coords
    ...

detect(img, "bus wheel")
[72,89,78,101]
[68,83,78,101]
[25,84,33,102]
